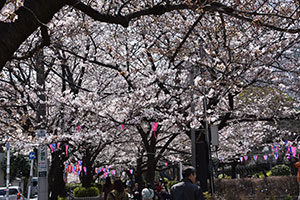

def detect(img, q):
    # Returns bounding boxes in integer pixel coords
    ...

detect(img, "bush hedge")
[73,186,99,197]
[271,164,291,176]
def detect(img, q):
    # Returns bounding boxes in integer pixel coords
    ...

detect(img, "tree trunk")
[145,153,157,186]
[134,155,144,185]
[81,166,94,188]
[0,0,65,69]
[48,151,67,200]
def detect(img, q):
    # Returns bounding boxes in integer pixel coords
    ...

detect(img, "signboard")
[39,171,47,177]
[29,152,35,160]
[36,129,46,138]
[38,146,47,172]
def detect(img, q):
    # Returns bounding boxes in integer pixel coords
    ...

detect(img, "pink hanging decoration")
[291,146,297,157]
[154,132,157,139]
[253,155,258,161]
[263,155,268,160]
[120,124,125,130]
[104,172,107,178]
[57,143,60,149]
[65,145,69,156]
[95,168,98,174]
[240,157,243,162]
[83,167,87,174]
[77,126,81,132]
[244,156,248,161]
[274,154,278,160]
[130,169,134,174]
[165,162,168,167]
[153,122,158,131]
[112,170,116,175]
[49,144,54,153]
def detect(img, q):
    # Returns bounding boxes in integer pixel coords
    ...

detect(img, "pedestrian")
[107,179,129,200]
[142,183,154,200]
[170,166,205,200]
[132,182,142,200]
[102,177,113,200]
[295,160,300,200]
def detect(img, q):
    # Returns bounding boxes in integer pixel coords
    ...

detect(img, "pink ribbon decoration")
[57,143,60,149]
[78,160,82,166]
[263,155,268,160]
[83,167,87,174]
[77,126,81,132]
[65,164,68,169]
[244,156,248,161]
[95,168,98,174]
[112,170,116,175]
[104,172,107,178]
[253,155,258,161]
[165,162,168,167]
[120,124,125,130]
[65,144,69,156]
[291,146,297,157]
[49,144,54,153]
[240,157,243,162]
[153,122,158,131]
[130,169,134,174]
[154,132,157,139]
[274,154,278,160]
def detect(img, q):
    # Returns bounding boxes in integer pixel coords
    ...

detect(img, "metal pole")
[27,159,34,199]
[36,49,48,200]
[190,67,196,169]
[179,162,183,180]
[6,138,9,200]
[203,87,215,194]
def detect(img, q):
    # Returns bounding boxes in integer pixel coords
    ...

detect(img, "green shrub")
[58,196,67,200]
[271,164,291,176]
[91,182,103,194]
[284,195,293,200]
[73,186,99,197]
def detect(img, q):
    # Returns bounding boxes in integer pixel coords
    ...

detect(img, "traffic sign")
[29,152,35,160]
[36,129,46,138]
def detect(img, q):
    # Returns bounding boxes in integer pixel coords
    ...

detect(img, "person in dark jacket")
[170,167,205,200]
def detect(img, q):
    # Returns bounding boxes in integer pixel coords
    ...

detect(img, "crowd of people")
[101,177,171,200]
[100,166,205,200]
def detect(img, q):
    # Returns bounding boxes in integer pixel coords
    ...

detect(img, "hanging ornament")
[253,155,258,161]
[65,144,69,156]
[49,144,54,153]
[120,124,125,130]
[263,155,268,160]
[77,126,81,132]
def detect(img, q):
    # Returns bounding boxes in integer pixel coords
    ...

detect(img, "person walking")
[170,167,205,200]
[141,184,154,200]
[295,161,300,200]
[107,179,129,200]
[102,177,113,200]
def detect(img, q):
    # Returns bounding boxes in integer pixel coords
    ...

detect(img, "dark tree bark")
[48,148,67,200]
[0,0,66,69]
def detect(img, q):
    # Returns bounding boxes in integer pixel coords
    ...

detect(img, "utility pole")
[36,49,48,200]
[190,66,196,169]
[6,137,9,200]
[202,87,215,194]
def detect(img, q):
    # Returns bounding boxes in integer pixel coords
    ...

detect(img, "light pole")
[36,49,48,200]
